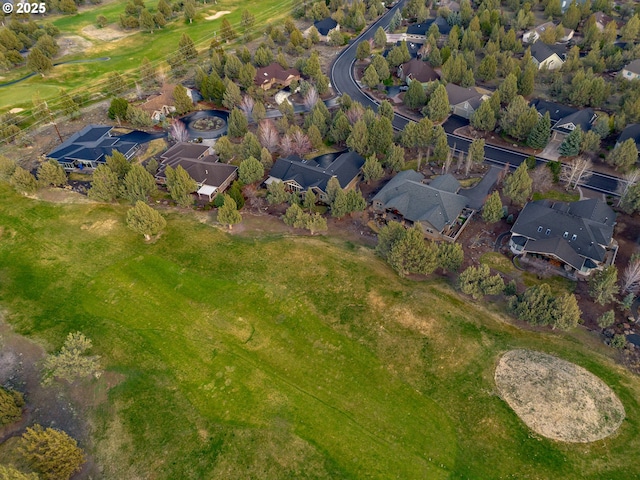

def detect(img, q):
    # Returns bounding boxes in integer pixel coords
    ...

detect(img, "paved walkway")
[461,165,501,210]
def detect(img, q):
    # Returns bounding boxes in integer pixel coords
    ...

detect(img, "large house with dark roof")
[266,151,365,203]
[509,199,617,277]
[254,63,301,91]
[47,125,138,171]
[445,83,488,119]
[530,99,597,140]
[372,170,472,242]
[616,124,640,154]
[398,58,440,84]
[155,142,237,201]
[530,41,564,70]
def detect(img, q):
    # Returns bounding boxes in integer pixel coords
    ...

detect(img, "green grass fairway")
[0,185,639,478]
[0,0,291,111]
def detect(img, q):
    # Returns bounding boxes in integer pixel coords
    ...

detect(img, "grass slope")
[0,184,639,478]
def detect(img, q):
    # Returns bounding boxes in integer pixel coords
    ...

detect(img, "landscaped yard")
[0,184,639,478]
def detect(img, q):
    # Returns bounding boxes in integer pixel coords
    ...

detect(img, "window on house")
[545,229,551,235]
[563,232,568,238]
[571,234,577,241]
[537,226,543,232]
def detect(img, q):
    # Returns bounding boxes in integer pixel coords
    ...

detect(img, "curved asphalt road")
[329,2,621,196]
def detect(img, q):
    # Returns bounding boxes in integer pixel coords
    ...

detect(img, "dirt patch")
[9,108,23,114]
[495,349,625,443]
[80,218,118,234]
[82,25,133,42]
[57,35,94,58]
[206,10,231,20]
[36,188,93,204]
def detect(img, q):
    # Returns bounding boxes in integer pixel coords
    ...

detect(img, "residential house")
[398,58,440,84]
[254,63,301,91]
[531,99,597,140]
[266,151,365,203]
[383,40,423,58]
[615,124,640,153]
[47,125,138,171]
[372,170,472,242]
[530,41,564,70]
[509,198,617,277]
[621,59,640,81]
[140,84,199,123]
[593,12,615,32]
[312,17,339,42]
[155,142,237,201]
[445,83,489,119]
[404,17,451,41]
[560,0,586,12]
[523,22,574,44]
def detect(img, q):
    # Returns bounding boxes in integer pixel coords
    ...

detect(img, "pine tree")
[362,64,380,89]
[346,188,366,213]
[362,155,384,183]
[503,162,532,206]
[89,164,120,202]
[468,138,485,165]
[374,26,387,48]
[425,84,450,122]
[376,221,407,261]
[385,144,405,172]
[10,167,37,195]
[432,127,450,163]
[140,8,155,32]
[558,126,582,157]
[588,265,619,305]
[238,156,264,184]
[369,117,394,155]
[165,165,197,207]
[37,160,67,187]
[303,189,317,212]
[404,80,426,109]
[266,181,288,205]
[26,47,52,75]
[183,0,196,23]
[499,73,518,105]
[356,41,371,61]
[217,194,242,229]
[470,100,496,132]
[526,112,551,149]
[325,176,342,205]
[228,108,248,137]
[106,151,131,181]
[330,188,349,218]
[173,85,193,114]
[482,191,503,223]
[121,164,157,203]
[20,425,85,480]
[283,203,305,227]
[346,120,369,156]
[437,242,464,273]
[388,225,437,277]
[607,138,638,171]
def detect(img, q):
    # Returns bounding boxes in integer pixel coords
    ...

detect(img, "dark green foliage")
[527,112,551,149]
[165,165,197,207]
[588,266,619,305]
[503,162,532,206]
[458,264,504,299]
[558,126,582,157]
[108,98,129,120]
[228,180,245,209]
[20,425,85,480]
[482,191,503,223]
[510,283,581,330]
[89,164,120,202]
[0,386,24,425]
[437,242,464,273]
[121,163,157,203]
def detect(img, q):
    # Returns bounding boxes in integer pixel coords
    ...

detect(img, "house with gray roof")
[398,58,440,84]
[615,124,640,154]
[266,151,365,203]
[445,83,488,119]
[509,199,617,277]
[47,124,139,171]
[530,41,564,70]
[621,59,640,81]
[530,99,597,140]
[372,170,472,242]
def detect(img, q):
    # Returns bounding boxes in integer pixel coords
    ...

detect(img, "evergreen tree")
[362,155,384,183]
[346,120,369,156]
[388,225,437,277]
[173,85,193,114]
[470,100,496,132]
[10,167,37,195]
[404,80,426,109]
[588,265,619,305]
[217,194,242,229]
[19,425,85,480]
[376,221,406,261]
[499,73,518,106]
[369,117,393,155]
[558,126,582,157]
[346,188,366,213]
[607,139,638,171]
[362,65,380,89]
[459,264,504,299]
[183,0,196,23]
[238,156,264,184]
[374,26,387,48]
[437,242,464,273]
[385,144,405,172]
[378,100,394,121]
[121,164,157,203]
[37,160,67,187]
[27,47,52,75]
[468,138,485,165]
[425,84,449,122]
[222,80,242,109]
[303,189,317,212]
[165,165,197,207]
[242,132,262,160]
[88,164,120,202]
[106,151,131,181]
[356,41,371,61]
[266,181,288,205]
[140,8,155,33]
[228,108,248,137]
[330,188,350,218]
[126,201,166,240]
[303,212,328,235]
[482,191,503,223]
[325,176,342,205]
[503,162,532,206]
[526,112,551,149]
[221,18,237,41]
[283,203,305,227]
[432,127,450,163]
[331,113,352,144]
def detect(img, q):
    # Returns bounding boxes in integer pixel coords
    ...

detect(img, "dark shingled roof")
[530,99,578,123]
[553,108,597,134]
[160,142,210,163]
[254,63,300,87]
[530,41,558,63]
[373,170,467,232]
[617,124,640,148]
[47,125,138,165]
[510,199,616,271]
[445,83,483,109]
[314,17,338,36]
[399,58,440,83]
[269,151,365,192]
[157,154,237,190]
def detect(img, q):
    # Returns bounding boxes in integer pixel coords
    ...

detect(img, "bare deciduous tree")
[239,95,255,118]
[280,134,294,157]
[169,119,189,143]
[346,103,365,124]
[290,129,311,156]
[303,86,319,110]
[442,150,453,174]
[621,259,640,295]
[560,156,593,190]
[530,165,554,193]
[617,170,640,207]
[258,120,280,152]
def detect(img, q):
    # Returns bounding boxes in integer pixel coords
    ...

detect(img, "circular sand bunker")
[495,349,625,442]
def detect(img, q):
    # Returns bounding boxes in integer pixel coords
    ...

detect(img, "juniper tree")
[588,265,619,305]
[558,126,582,157]
[267,181,288,205]
[165,165,197,207]
[37,160,67,187]
[362,155,384,183]
[88,164,120,202]
[121,163,157,203]
[527,112,551,149]
[503,162,532,206]
[217,194,242,229]
[0,386,24,426]
[482,191,503,223]
[238,156,264,184]
[20,425,85,480]
[10,167,37,195]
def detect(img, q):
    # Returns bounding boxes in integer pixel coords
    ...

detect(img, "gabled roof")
[429,174,460,193]
[553,108,596,134]
[617,123,640,147]
[445,83,483,109]
[314,17,338,36]
[406,22,429,36]
[623,59,640,75]
[399,58,439,83]
[156,154,237,189]
[373,170,467,232]
[396,40,422,58]
[530,41,560,63]
[510,199,616,270]
[254,63,300,87]
[530,99,578,123]
[593,11,614,27]
[269,151,365,192]
[160,142,210,163]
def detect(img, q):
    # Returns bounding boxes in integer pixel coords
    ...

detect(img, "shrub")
[0,386,24,425]
[19,425,85,480]
[42,332,101,384]
[597,310,615,329]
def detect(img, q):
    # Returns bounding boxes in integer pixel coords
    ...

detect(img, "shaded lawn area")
[0,184,639,478]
